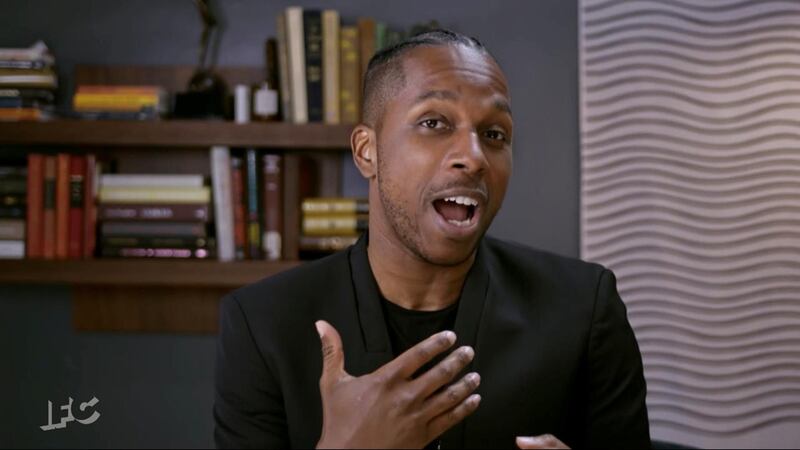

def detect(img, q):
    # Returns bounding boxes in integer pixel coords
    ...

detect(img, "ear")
[351,124,377,179]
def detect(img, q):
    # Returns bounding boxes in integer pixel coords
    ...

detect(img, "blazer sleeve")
[586,269,651,449]
[214,293,290,449]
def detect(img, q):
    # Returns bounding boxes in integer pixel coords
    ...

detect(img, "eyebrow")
[413,89,512,115]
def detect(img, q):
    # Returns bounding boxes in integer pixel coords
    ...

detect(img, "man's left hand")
[516,435,570,449]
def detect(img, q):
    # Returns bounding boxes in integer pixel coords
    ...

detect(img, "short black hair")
[361,29,495,128]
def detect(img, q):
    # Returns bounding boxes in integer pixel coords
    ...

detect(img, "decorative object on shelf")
[173,0,228,119]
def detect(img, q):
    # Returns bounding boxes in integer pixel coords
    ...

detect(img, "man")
[214,30,650,449]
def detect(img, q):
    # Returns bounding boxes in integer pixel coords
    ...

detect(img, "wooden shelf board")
[0,120,353,149]
[0,259,302,288]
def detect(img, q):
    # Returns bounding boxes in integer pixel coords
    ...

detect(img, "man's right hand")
[314,320,481,449]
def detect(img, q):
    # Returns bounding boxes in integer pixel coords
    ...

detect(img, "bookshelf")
[1,65,355,333]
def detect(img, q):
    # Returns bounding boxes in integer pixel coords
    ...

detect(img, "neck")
[367,227,476,312]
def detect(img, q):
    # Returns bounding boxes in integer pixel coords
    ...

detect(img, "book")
[276,12,293,122]
[100,247,210,259]
[0,176,26,194]
[0,41,55,66]
[100,174,205,188]
[0,88,55,103]
[100,221,207,238]
[0,218,25,240]
[375,22,387,51]
[245,149,262,259]
[0,194,25,206]
[83,154,97,258]
[322,10,341,125]
[0,206,24,218]
[302,197,369,214]
[0,107,48,121]
[299,235,358,251]
[231,156,247,260]
[55,153,70,259]
[0,239,24,259]
[98,186,211,204]
[98,204,210,221]
[358,17,377,87]
[303,213,369,236]
[303,9,324,122]
[340,26,360,124]
[67,155,85,259]
[42,156,56,259]
[286,6,308,124]
[0,59,49,70]
[210,146,235,262]
[100,236,209,249]
[26,153,43,258]
[262,154,282,261]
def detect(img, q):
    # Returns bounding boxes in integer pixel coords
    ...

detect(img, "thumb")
[315,320,346,384]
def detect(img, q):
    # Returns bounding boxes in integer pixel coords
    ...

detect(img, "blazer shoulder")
[483,236,609,291]
[226,249,351,314]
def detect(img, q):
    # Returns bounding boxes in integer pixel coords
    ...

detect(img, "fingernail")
[468,372,481,385]
[516,436,540,446]
[469,394,481,405]
[443,330,456,344]
[462,346,474,359]
[314,321,324,338]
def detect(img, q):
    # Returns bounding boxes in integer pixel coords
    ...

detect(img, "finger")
[315,320,347,387]
[413,345,475,398]
[426,393,481,439]
[516,435,570,449]
[422,371,480,419]
[384,330,457,380]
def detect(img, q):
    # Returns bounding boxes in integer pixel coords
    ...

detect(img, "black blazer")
[214,235,650,449]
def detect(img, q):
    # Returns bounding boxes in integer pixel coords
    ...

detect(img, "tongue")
[434,200,469,222]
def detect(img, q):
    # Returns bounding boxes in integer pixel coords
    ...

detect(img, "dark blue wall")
[0,1,578,447]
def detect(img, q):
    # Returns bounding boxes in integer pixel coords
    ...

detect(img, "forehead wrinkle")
[413,89,460,105]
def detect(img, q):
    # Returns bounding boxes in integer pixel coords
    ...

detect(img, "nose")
[449,129,489,175]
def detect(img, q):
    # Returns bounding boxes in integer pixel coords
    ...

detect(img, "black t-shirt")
[380,296,459,361]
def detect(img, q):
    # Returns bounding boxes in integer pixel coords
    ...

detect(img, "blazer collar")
[347,232,491,358]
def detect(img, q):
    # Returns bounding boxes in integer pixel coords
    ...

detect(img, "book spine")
[302,214,369,236]
[0,219,25,240]
[101,236,208,249]
[322,10,341,125]
[68,155,85,259]
[286,6,308,124]
[262,154,283,261]
[302,198,369,214]
[55,153,70,260]
[100,221,207,238]
[358,17,377,103]
[245,149,262,259]
[101,247,209,259]
[340,26,360,124]
[0,177,26,194]
[42,156,56,259]
[26,153,43,258]
[0,240,25,259]
[97,186,211,204]
[98,204,210,221]
[99,174,204,188]
[276,12,293,122]
[83,154,97,258]
[299,235,358,251]
[231,156,247,260]
[0,206,25,218]
[0,194,25,206]
[303,9,323,123]
[210,146,234,261]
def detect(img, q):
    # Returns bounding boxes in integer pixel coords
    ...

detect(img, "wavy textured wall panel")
[579,1,800,448]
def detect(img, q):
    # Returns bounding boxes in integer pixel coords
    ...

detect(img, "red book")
[83,154,97,258]
[55,153,70,260]
[230,156,247,260]
[262,154,283,261]
[42,156,56,259]
[26,154,44,258]
[67,155,86,259]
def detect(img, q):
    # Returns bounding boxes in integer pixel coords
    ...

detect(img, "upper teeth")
[444,196,478,206]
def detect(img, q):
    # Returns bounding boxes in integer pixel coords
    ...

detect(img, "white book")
[97,187,210,204]
[0,240,25,259]
[285,6,308,124]
[322,10,341,125]
[210,146,235,262]
[100,174,205,188]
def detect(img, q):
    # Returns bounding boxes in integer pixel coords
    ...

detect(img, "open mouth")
[432,196,478,228]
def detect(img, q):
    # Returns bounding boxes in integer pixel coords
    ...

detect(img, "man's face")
[373,44,513,266]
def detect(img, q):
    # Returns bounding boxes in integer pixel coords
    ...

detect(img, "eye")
[484,129,508,142]
[419,118,446,129]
